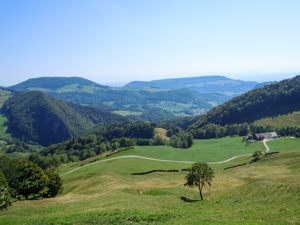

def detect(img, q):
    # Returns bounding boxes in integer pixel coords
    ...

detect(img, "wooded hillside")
[1,91,129,146]
[188,75,300,130]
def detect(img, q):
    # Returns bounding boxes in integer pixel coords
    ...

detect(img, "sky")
[1,0,300,87]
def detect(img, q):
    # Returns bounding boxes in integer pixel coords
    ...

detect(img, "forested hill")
[124,76,257,95]
[1,91,129,146]
[188,75,300,130]
[9,77,107,92]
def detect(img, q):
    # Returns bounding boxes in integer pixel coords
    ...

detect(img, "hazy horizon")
[1,1,300,86]
[3,72,299,88]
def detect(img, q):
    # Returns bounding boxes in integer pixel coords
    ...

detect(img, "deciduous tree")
[16,160,49,199]
[43,170,63,198]
[184,162,214,200]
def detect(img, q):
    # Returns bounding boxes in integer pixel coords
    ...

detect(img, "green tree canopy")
[184,162,214,200]
[0,171,8,189]
[43,170,63,198]
[16,160,49,199]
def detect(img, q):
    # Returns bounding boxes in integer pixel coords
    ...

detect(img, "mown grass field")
[112,111,143,117]
[109,136,265,163]
[1,138,300,224]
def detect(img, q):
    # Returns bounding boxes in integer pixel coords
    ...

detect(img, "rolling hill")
[188,75,300,130]
[8,76,108,92]
[1,91,129,146]
[2,137,300,224]
[9,77,220,119]
[124,75,258,96]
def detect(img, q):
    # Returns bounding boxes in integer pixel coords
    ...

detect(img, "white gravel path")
[60,139,276,177]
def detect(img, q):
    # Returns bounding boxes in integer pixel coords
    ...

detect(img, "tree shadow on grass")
[180,196,200,203]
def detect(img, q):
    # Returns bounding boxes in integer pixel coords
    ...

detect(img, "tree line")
[28,121,195,169]
[189,123,300,139]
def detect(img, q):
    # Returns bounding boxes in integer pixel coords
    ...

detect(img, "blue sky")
[1,0,300,86]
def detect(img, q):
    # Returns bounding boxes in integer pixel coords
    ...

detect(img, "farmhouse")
[253,132,278,141]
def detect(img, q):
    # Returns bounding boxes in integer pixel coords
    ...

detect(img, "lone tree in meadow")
[184,162,214,200]
[252,151,263,159]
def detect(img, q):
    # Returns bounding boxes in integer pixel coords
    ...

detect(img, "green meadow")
[101,137,265,163]
[1,137,300,224]
[0,114,10,139]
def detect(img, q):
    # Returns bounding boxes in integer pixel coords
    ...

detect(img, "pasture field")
[1,138,300,224]
[266,137,300,152]
[110,136,265,163]
[154,128,170,141]
[55,83,80,93]
[0,89,14,107]
[0,148,6,154]
[3,152,30,159]
[112,111,142,117]
[0,114,10,139]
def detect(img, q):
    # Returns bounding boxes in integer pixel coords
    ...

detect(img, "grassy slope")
[0,89,13,139]
[154,128,170,141]
[1,138,300,224]
[4,152,30,159]
[101,137,264,163]
[0,148,6,154]
[0,114,10,139]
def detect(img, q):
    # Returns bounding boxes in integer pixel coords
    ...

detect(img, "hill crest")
[9,77,107,92]
[124,75,258,96]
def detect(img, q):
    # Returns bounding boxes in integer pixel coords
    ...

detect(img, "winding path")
[60,139,274,177]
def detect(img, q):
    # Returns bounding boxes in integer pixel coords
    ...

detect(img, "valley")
[2,2,300,223]
[1,75,300,224]
[1,137,300,224]
[8,77,238,120]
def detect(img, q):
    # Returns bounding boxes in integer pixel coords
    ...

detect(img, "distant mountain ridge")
[1,91,129,146]
[124,76,258,96]
[8,77,223,119]
[251,81,277,90]
[9,77,107,92]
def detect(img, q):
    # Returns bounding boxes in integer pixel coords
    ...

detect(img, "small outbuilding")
[253,132,278,141]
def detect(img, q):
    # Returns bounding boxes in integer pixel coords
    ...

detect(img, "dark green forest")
[1,91,129,146]
[188,75,300,130]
